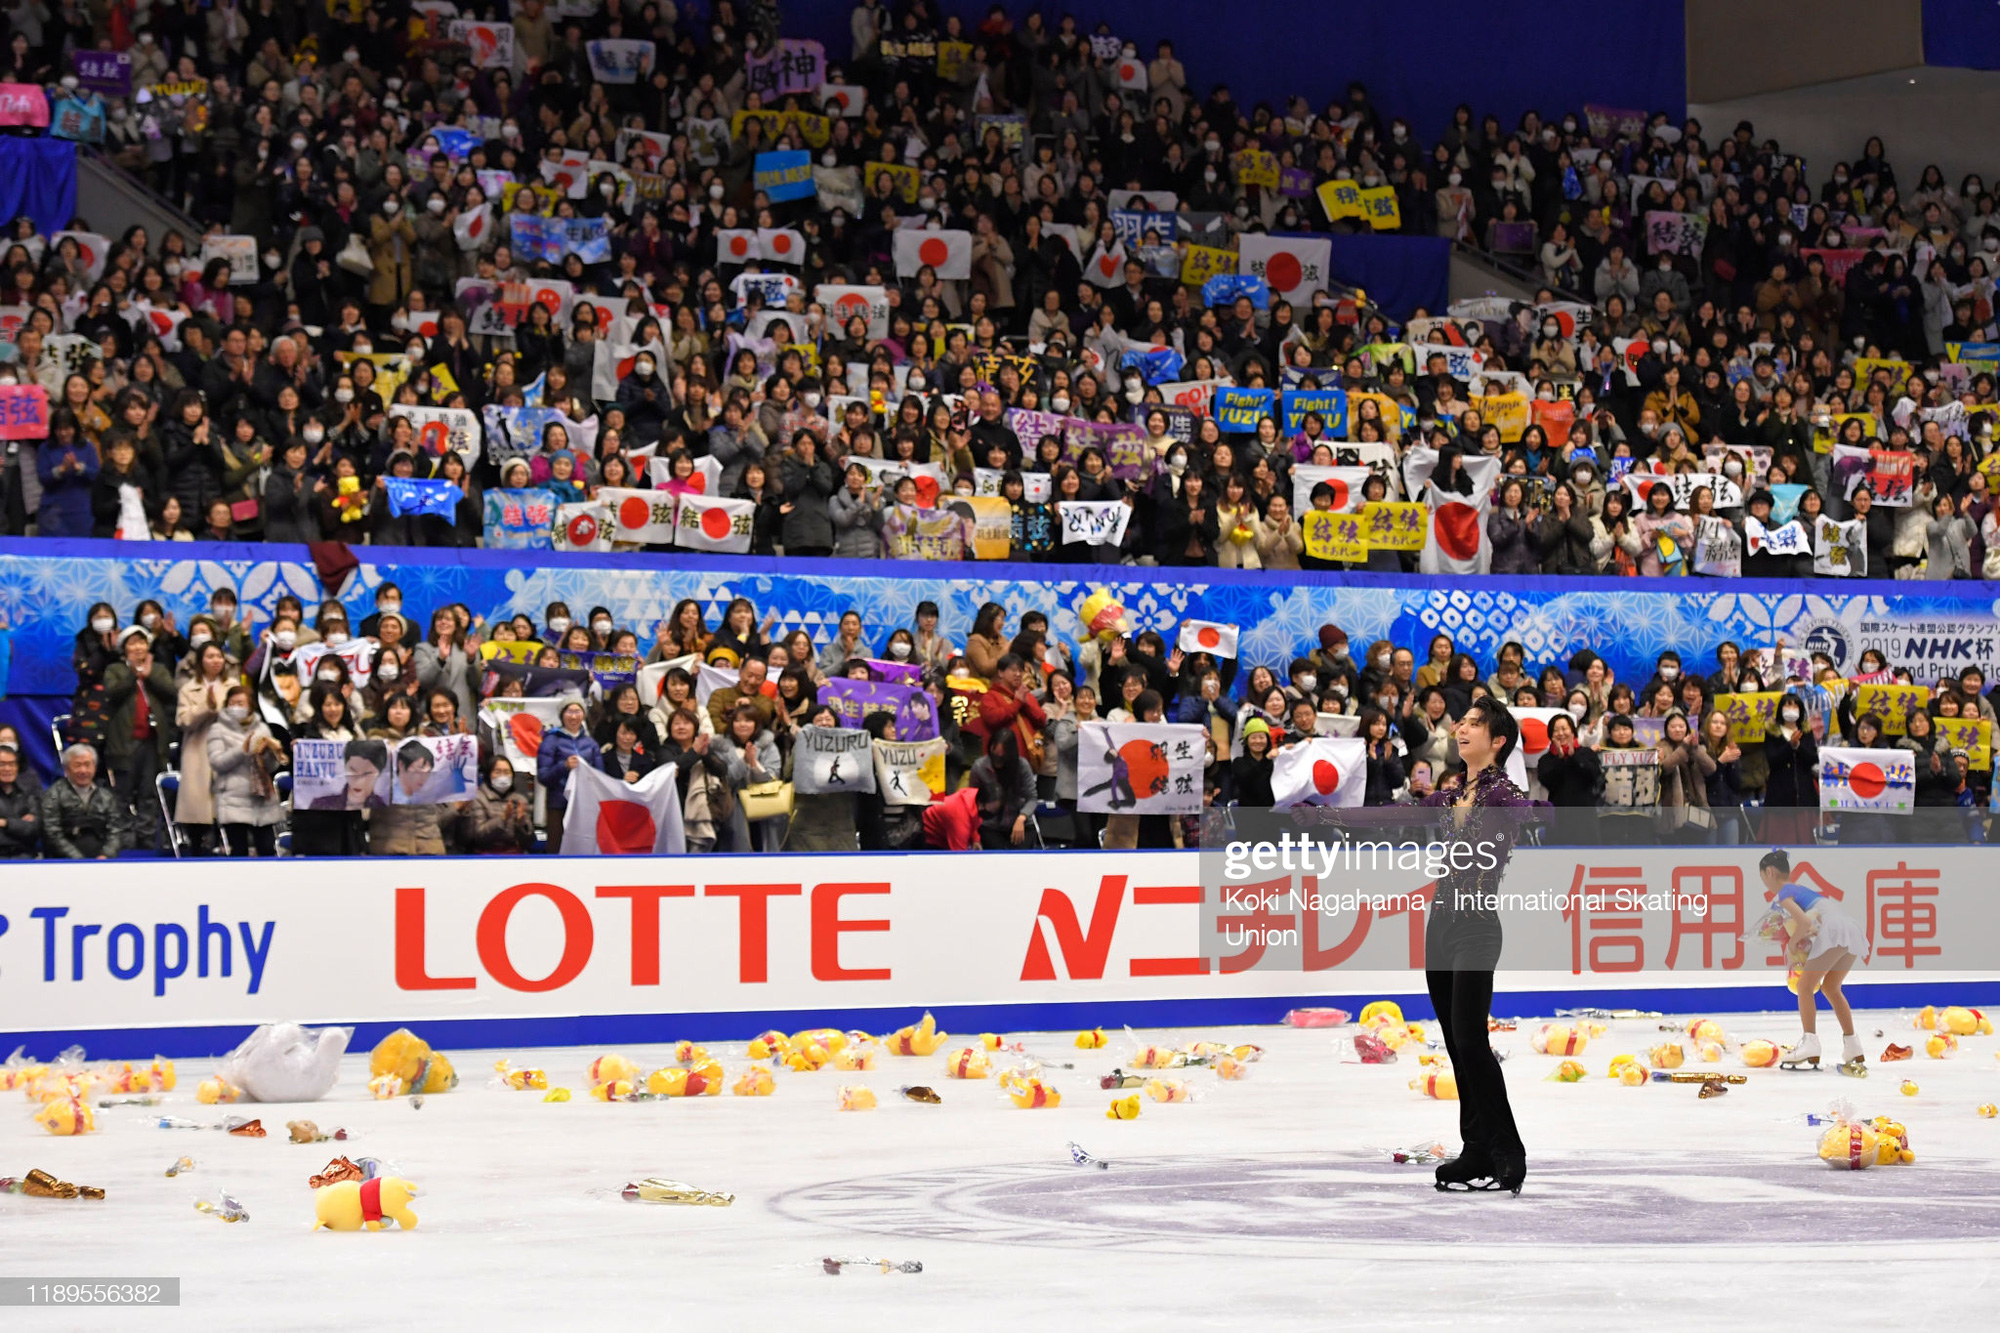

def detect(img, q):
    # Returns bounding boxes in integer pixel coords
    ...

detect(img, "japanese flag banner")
[873,737,948,807]
[893,228,972,280]
[820,83,867,116]
[717,229,761,263]
[553,501,610,552]
[52,230,110,282]
[1077,722,1209,814]
[1510,707,1569,761]
[757,227,805,265]
[1113,54,1149,89]
[793,725,877,796]
[598,487,677,544]
[479,696,582,769]
[1083,241,1127,288]
[1418,480,1493,575]
[1820,747,1915,815]
[134,303,186,352]
[561,762,688,855]
[1271,736,1367,809]
[1239,233,1333,301]
[816,283,889,339]
[636,654,699,707]
[1176,620,1239,658]
[672,492,755,553]
[453,203,491,251]
[1290,464,1373,516]
[1058,500,1131,547]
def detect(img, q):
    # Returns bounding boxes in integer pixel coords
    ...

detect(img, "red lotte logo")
[394,883,893,992]
[391,875,1207,992]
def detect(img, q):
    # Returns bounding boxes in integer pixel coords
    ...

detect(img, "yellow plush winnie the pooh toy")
[313,1177,420,1231]
[369,1029,456,1095]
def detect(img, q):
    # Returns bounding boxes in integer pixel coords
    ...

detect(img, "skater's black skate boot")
[1434,1143,1493,1191]
[1488,1146,1526,1196]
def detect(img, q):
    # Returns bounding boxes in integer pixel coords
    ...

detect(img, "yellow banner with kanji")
[1359,184,1401,231]
[1233,149,1279,189]
[1935,716,1991,770]
[1180,244,1235,287]
[1475,391,1531,443]
[1301,509,1366,563]
[1716,692,1784,743]
[1853,683,1932,735]
[864,161,920,203]
[936,40,974,79]
[1356,501,1426,550]
[731,108,832,149]
[1318,178,1364,222]
[1813,410,1876,454]
[1854,356,1917,387]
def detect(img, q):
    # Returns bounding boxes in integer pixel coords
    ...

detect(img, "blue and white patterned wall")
[4,538,1999,695]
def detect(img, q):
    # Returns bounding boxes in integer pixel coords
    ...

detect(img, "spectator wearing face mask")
[616,352,674,447]
[206,684,288,857]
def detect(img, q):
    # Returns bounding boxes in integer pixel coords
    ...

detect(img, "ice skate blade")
[1778,1058,1821,1070]
[1436,1176,1506,1192]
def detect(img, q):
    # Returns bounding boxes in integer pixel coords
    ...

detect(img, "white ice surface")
[4,1008,2000,1331]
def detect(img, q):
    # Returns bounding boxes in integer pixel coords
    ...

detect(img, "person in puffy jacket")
[829,464,884,558]
[777,432,838,555]
[537,700,601,853]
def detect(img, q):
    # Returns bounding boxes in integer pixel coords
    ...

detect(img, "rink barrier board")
[0,847,1993,1060]
[6,981,1999,1062]
[9,536,2000,698]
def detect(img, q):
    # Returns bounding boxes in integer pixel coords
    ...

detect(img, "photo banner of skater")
[1,839,1993,1055]
[9,539,2000,704]
[819,677,940,741]
[291,734,478,810]
[1077,722,1208,814]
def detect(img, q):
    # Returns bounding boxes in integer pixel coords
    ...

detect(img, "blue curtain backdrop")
[1924,0,2000,67]
[768,1,1687,140]
[0,138,77,237]
[1324,234,1449,320]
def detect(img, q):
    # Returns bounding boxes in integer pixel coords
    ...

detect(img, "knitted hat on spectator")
[1318,625,1347,650]
[1243,717,1271,738]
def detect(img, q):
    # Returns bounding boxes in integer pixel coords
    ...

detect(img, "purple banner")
[73,50,132,98]
[859,658,926,686]
[819,677,939,741]
[1004,408,1157,486]
[1278,167,1314,199]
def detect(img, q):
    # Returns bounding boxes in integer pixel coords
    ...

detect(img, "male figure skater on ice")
[1419,697,1539,1194]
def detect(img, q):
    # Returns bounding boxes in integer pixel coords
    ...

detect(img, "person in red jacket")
[963,653,1048,757]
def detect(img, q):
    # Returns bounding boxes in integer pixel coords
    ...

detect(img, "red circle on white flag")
[1264,251,1304,293]
[1311,760,1341,794]
[1849,762,1887,800]
[728,235,751,257]
[1098,253,1119,278]
[834,292,871,322]
[1118,62,1137,82]
[618,495,653,530]
[918,237,950,267]
[1196,627,1221,649]
[769,232,793,255]
[1435,502,1481,561]
[1520,717,1550,752]
[699,506,732,540]
[596,800,656,853]
[1326,479,1349,510]
[565,512,599,547]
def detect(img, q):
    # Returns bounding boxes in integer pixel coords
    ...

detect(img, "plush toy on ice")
[370,1029,457,1096]
[313,1177,421,1231]
[215,1024,351,1103]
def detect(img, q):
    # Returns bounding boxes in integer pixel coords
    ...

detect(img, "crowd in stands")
[2,582,1987,859]
[0,3,1996,575]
